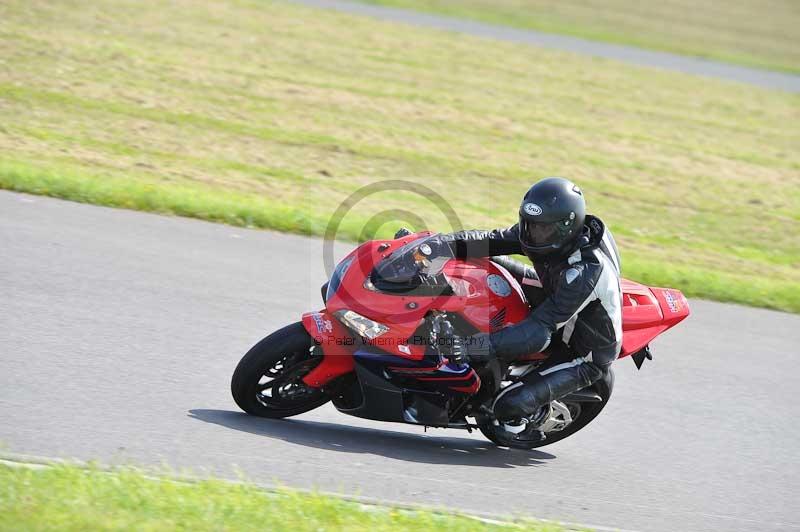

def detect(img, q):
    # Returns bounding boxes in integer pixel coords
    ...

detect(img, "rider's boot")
[500,419,545,442]
[493,360,603,423]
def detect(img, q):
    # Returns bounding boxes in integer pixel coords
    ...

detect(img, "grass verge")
[1,0,799,312]
[0,462,565,531]
[357,0,800,74]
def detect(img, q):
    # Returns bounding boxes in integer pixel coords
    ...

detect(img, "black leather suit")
[442,215,623,422]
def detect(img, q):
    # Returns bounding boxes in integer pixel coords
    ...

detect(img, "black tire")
[231,322,330,418]
[479,371,613,450]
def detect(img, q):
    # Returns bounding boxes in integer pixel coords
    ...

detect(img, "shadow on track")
[188,409,555,469]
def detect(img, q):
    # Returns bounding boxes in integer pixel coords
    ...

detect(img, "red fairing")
[303,232,689,389]
[619,279,690,357]
[300,310,355,387]
[322,238,530,358]
[323,237,431,360]
[438,259,530,333]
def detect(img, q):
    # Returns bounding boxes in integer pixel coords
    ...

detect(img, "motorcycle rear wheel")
[479,371,613,450]
[231,322,330,418]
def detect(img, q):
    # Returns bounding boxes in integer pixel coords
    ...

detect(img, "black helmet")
[518,177,586,258]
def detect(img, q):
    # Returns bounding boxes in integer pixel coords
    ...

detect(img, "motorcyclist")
[441,177,623,442]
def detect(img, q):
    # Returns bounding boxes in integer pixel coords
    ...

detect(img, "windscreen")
[370,234,454,288]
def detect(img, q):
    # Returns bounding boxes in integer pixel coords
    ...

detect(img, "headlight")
[333,310,389,340]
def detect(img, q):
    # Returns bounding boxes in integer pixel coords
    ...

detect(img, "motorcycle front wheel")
[231,322,330,418]
[479,370,613,450]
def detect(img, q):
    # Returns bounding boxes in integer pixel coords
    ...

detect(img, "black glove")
[462,333,494,363]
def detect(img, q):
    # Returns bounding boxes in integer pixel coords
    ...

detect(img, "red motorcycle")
[231,232,689,449]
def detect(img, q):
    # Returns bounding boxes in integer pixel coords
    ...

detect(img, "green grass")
[1,0,798,312]
[0,463,564,531]
[358,0,800,74]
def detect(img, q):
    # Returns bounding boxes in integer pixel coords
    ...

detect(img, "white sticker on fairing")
[398,344,411,355]
[487,274,512,297]
[523,203,542,216]
[565,268,580,284]
[664,291,682,313]
[312,314,333,333]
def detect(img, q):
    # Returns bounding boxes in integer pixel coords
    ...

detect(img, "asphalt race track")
[290,0,800,93]
[1,191,798,530]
